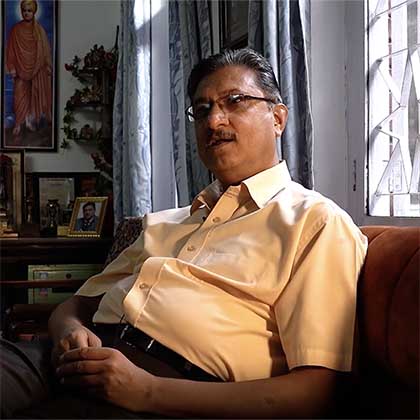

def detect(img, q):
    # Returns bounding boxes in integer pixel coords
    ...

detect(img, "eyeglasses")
[185,93,275,122]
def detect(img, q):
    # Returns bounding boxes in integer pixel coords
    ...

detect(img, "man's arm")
[48,295,103,366]
[57,347,342,417]
[152,365,340,418]
[57,346,343,418]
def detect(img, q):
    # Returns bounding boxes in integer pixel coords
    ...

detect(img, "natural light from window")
[367,0,419,217]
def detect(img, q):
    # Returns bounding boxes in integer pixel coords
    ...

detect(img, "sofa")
[355,225,419,418]
[3,220,419,418]
[106,220,420,419]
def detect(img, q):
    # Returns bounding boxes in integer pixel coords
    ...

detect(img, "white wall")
[1,0,120,173]
[311,0,349,210]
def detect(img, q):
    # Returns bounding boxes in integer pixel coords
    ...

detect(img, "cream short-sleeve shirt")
[77,162,368,381]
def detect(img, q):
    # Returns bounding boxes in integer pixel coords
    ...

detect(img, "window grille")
[367,0,420,217]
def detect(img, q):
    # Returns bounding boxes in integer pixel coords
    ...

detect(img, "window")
[367,0,419,217]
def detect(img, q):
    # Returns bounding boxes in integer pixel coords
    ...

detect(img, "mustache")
[206,129,237,142]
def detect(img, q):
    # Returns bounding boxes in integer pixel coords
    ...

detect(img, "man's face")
[193,65,288,187]
[83,204,95,220]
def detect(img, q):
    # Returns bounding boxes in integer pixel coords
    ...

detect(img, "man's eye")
[227,94,245,105]
[194,104,211,117]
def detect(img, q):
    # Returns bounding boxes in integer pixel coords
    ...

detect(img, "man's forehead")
[193,65,261,101]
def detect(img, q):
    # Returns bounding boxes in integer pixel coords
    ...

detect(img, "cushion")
[104,217,143,266]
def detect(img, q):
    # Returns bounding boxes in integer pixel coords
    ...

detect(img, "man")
[75,201,99,232]
[1,49,367,418]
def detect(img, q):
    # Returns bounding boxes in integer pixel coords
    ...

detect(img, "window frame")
[346,0,419,226]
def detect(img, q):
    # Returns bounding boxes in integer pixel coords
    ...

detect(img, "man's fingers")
[60,346,114,363]
[56,359,105,377]
[57,337,71,352]
[60,373,105,388]
[57,334,88,351]
[87,332,102,348]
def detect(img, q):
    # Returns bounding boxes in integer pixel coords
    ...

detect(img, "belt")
[93,323,221,382]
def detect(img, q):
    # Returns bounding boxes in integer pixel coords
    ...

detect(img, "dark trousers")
[0,337,163,419]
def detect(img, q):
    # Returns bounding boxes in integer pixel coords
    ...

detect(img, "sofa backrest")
[358,226,419,418]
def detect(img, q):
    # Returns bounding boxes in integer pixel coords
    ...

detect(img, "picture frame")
[35,173,75,230]
[219,0,249,51]
[0,148,24,232]
[68,196,108,238]
[1,0,58,151]
[27,172,100,227]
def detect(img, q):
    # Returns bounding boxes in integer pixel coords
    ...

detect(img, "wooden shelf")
[1,236,112,341]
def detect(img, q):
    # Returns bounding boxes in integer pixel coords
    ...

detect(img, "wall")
[1,0,120,173]
[311,0,349,211]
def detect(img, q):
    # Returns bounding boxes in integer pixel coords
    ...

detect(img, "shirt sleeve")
[274,211,368,372]
[75,231,146,297]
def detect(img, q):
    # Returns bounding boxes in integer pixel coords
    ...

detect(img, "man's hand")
[51,325,102,368]
[48,295,103,368]
[56,347,155,413]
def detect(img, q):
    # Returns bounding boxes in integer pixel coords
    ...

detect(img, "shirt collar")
[190,161,291,214]
[242,161,291,209]
[190,180,223,214]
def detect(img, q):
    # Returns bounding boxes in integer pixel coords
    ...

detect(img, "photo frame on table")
[0,148,24,232]
[219,0,249,50]
[68,196,108,238]
[27,172,99,228]
[1,0,58,151]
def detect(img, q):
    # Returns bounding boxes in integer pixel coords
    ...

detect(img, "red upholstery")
[358,226,419,418]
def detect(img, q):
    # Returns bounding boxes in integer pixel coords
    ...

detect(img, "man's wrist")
[132,369,161,414]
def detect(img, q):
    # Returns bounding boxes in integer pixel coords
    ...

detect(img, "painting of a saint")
[2,0,57,150]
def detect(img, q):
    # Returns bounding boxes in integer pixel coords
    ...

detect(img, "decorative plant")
[61,44,118,150]
[61,40,118,195]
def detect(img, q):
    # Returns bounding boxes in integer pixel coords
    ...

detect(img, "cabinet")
[0,236,112,339]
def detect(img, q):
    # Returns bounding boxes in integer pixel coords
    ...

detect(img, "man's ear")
[273,103,288,137]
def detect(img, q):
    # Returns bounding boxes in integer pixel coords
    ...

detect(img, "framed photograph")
[1,0,58,151]
[219,0,249,50]
[68,196,108,238]
[0,148,24,231]
[31,173,75,230]
[27,172,99,227]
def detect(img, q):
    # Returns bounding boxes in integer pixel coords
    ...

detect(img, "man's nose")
[206,103,228,129]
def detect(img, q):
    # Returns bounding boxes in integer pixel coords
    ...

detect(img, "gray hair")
[187,48,282,104]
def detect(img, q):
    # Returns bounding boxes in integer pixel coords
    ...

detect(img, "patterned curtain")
[249,0,314,189]
[168,1,213,206]
[113,0,152,225]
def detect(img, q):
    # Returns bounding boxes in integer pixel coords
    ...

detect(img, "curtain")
[168,1,213,206]
[113,0,152,224]
[249,0,314,189]
[113,0,213,225]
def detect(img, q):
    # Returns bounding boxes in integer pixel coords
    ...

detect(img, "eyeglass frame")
[185,93,277,123]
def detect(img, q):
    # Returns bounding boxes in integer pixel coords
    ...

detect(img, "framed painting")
[1,0,58,151]
[0,148,24,234]
[68,196,108,238]
[219,0,249,51]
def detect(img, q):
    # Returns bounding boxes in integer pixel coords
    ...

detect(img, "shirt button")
[212,216,221,223]
[139,283,149,289]
[187,245,196,252]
